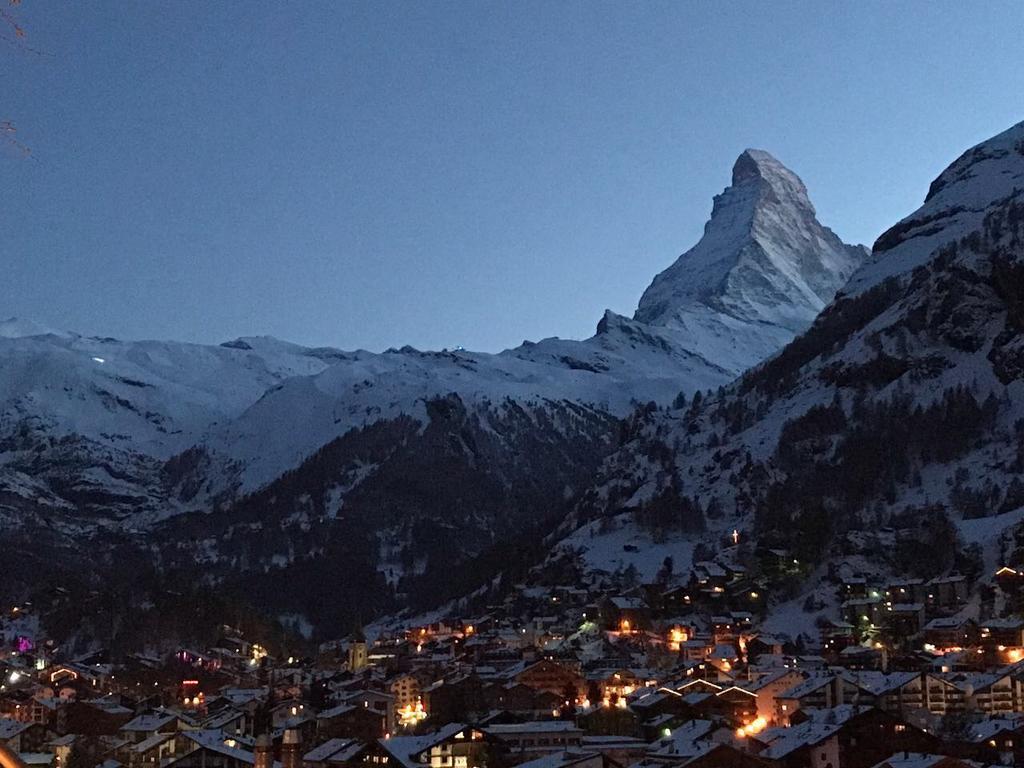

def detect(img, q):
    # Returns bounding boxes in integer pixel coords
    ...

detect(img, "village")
[5,540,1024,768]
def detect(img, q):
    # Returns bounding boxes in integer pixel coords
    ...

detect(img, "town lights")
[399,699,427,727]
[735,717,767,738]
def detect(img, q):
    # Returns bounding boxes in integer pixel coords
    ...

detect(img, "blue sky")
[4,2,1023,351]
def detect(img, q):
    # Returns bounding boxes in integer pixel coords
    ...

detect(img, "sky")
[3,2,1023,352]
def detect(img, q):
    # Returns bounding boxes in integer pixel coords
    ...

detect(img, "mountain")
[194,149,865,494]
[0,150,864,637]
[634,149,867,375]
[565,120,1024,642]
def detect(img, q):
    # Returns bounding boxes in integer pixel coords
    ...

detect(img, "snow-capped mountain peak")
[632,149,866,375]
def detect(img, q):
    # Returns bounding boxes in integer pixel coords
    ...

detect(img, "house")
[119,710,181,745]
[483,721,583,757]
[744,670,805,726]
[425,675,490,724]
[317,704,386,742]
[165,730,266,768]
[0,718,45,753]
[598,598,650,633]
[388,675,421,722]
[927,576,968,610]
[841,599,885,630]
[820,621,856,660]
[923,671,1016,714]
[797,706,942,768]
[374,723,504,768]
[923,618,976,651]
[752,719,841,768]
[885,579,928,605]
[128,732,178,768]
[774,675,859,724]
[304,738,373,768]
[887,604,926,640]
[510,661,583,699]
[337,691,395,735]
[836,671,923,715]
[979,618,1024,649]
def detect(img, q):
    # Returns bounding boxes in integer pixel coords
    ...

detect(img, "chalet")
[690,563,729,596]
[304,738,373,768]
[843,577,868,599]
[509,661,582,698]
[494,681,564,716]
[888,603,926,639]
[995,566,1024,598]
[743,669,805,726]
[798,706,942,768]
[270,700,313,730]
[753,718,841,768]
[841,598,885,629]
[927,575,968,610]
[628,690,689,723]
[586,669,652,701]
[707,645,740,677]
[423,675,488,724]
[836,645,884,672]
[598,598,650,633]
[708,686,758,726]
[746,635,785,661]
[128,732,178,768]
[375,723,503,768]
[119,710,181,745]
[979,618,1024,649]
[963,714,1024,765]
[0,718,45,753]
[710,617,736,642]
[483,721,583,757]
[774,674,860,724]
[164,730,264,768]
[388,674,421,719]
[578,735,646,766]
[923,617,977,651]
[337,690,395,735]
[885,579,928,605]
[820,620,856,659]
[661,587,694,616]
[317,703,386,742]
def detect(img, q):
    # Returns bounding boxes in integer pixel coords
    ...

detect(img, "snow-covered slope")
[205,320,734,491]
[849,122,1024,294]
[0,323,342,458]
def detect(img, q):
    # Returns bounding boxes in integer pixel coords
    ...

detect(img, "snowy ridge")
[848,120,1024,294]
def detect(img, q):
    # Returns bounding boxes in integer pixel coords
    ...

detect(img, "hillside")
[567,120,1024,641]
